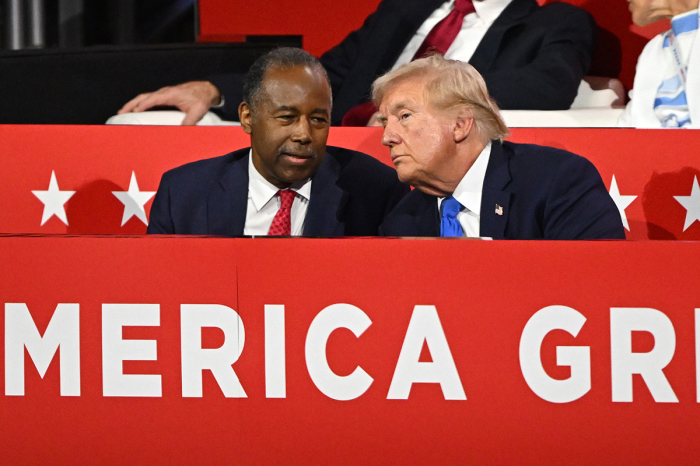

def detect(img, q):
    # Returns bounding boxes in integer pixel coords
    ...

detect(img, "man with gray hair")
[377,55,625,239]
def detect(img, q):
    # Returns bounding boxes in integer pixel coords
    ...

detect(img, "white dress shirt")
[620,10,700,128]
[437,142,492,237]
[391,0,514,70]
[243,151,311,236]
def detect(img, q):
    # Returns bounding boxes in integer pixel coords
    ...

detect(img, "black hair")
[242,47,331,110]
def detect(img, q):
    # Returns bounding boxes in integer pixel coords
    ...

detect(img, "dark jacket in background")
[212,0,596,124]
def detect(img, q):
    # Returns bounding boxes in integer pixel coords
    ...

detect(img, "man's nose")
[291,117,312,144]
[382,122,400,147]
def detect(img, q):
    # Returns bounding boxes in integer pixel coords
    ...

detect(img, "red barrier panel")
[1,236,700,464]
[1,125,699,240]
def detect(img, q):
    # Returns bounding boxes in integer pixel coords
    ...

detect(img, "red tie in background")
[412,0,475,59]
[267,189,296,236]
[341,0,475,126]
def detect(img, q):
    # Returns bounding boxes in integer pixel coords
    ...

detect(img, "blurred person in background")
[620,0,700,127]
[119,0,596,126]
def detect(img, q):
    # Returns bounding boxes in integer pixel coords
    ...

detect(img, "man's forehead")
[381,78,428,110]
[260,65,331,106]
[262,65,327,91]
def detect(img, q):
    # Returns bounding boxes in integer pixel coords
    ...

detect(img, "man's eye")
[400,112,411,120]
[311,117,328,124]
[277,115,295,120]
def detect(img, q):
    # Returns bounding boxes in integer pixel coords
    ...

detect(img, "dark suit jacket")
[147,146,409,236]
[212,0,596,124]
[379,141,626,240]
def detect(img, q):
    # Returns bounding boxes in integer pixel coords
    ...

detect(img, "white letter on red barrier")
[102,304,161,397]
[5,303,80,396]
[181,304,246,398]
[387,305,466,400]
[305,303,373,401]
[265,304,286,398]
[611,307,678,403]
[519,305,590,403]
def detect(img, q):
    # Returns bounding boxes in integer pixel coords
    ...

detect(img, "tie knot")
[277,189,295,210]
[442,196,462,219]
[454,0,475,15]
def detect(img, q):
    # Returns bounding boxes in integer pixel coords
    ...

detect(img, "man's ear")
[239,102,253,134]
[453,107,474,143]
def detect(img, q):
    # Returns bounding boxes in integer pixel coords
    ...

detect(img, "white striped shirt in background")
[654,9,699,128]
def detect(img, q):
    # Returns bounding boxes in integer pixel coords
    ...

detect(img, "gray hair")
[372,54,509,143]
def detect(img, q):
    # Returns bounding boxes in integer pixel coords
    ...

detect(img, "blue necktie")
[440,196,463,237]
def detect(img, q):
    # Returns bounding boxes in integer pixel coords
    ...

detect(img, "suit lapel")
[207,149,249,236]
[480,142,512,239]
[303,153,346,236]
[469,0,538,73]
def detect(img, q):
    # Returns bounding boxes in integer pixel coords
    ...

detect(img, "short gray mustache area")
[277,146,316,158]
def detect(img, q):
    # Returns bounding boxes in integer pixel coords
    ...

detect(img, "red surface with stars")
[1,125,698,239]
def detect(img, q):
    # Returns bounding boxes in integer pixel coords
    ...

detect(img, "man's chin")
[632,11,657,28]
[395,166,416,185]
[275,166,317,187]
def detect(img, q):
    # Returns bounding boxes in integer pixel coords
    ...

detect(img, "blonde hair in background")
[372,54,510,143]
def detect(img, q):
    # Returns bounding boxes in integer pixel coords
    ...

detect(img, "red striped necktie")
[267,189,295,236]
[413,0,476,59]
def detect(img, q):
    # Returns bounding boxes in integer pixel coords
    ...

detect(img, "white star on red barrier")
[32,171,75,226]
[112,172,156,226]
[608,175,637,231]
[674,176,700,232]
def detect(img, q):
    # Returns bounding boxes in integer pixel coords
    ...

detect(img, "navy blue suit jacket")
[379,141,626,240]
[147,146,409,236]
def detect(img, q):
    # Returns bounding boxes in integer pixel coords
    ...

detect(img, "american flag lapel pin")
[495,204,503,216]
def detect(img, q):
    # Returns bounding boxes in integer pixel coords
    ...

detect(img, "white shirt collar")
[440,0,513,24]
[672,8,699,23]
[472,0,514,25]
[451,141,492,215]
[247,150,312,212]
